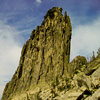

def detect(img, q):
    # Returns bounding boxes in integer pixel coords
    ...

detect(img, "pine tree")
[97,48,100,57]
[90,51,95,62]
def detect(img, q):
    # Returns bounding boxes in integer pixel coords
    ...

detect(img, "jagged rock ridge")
[2,7,72,100]
[2,7,100,100]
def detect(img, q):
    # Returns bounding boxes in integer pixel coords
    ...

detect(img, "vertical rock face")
[2,7,100,100]
[2,7,72,100]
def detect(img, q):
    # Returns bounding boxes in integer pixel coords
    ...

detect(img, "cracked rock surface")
[1,7,100,100]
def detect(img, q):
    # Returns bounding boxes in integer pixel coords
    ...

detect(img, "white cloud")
[71,16,100,60]
[0,21,22,98]
[36,0,42,3]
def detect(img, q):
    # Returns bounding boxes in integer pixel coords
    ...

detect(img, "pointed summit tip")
[44,7,63,19]
[48,7,63,13]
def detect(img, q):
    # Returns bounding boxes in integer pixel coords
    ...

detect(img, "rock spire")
[2,7,72,100]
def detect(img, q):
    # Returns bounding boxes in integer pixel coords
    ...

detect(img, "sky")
[0,0,100,98]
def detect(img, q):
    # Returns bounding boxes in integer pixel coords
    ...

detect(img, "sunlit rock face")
[2,7,100,100]
[1,7,72,100]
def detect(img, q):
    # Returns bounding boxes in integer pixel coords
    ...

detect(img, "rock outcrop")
[1,7,100,100]
[2,7,72,100]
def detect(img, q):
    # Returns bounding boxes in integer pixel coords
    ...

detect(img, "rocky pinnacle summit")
[2,7,72,100]
[2,7,100,100]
